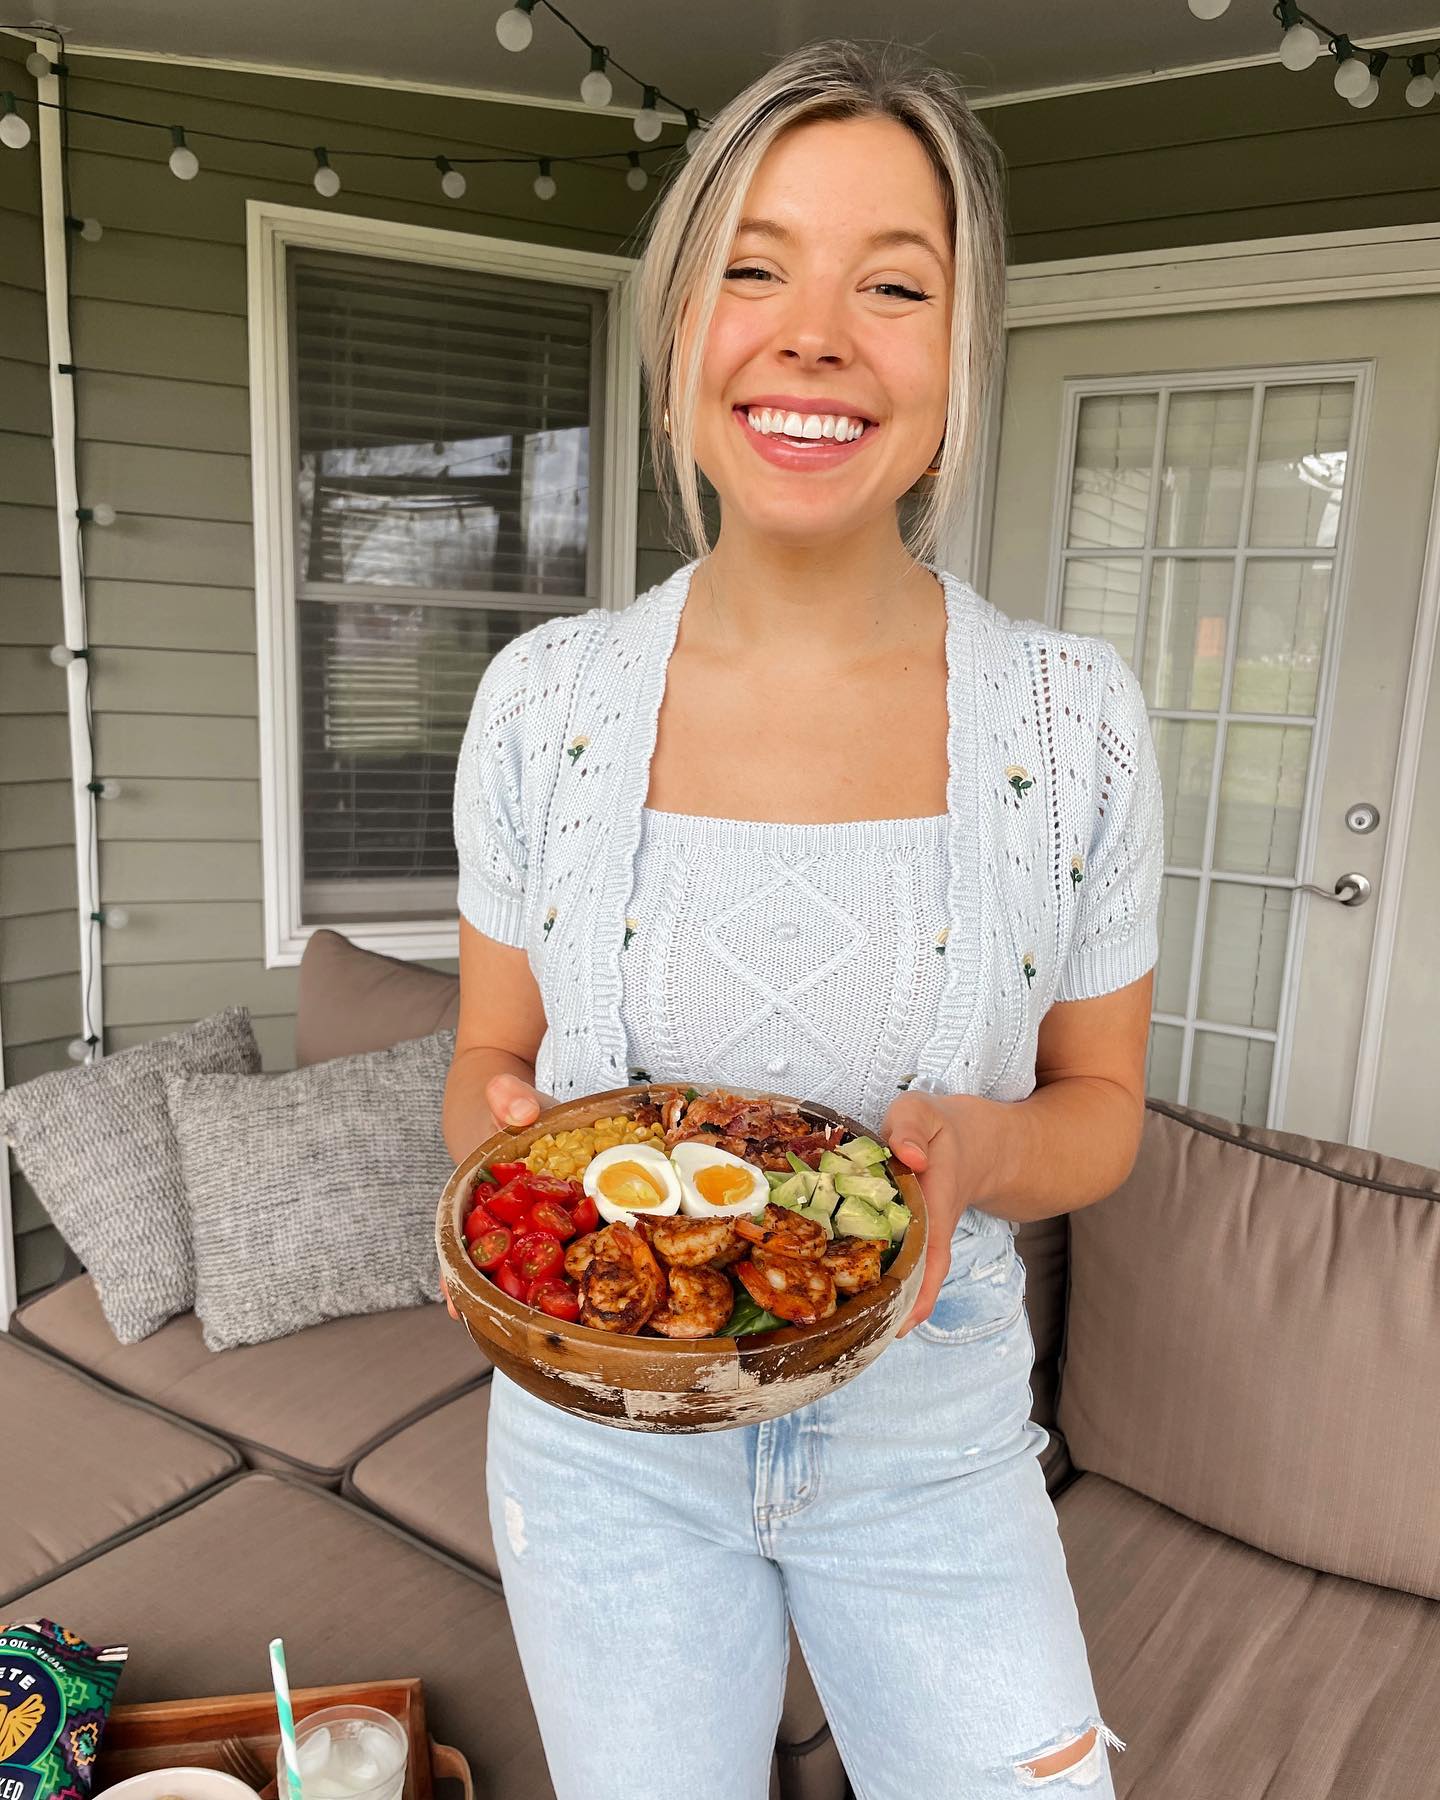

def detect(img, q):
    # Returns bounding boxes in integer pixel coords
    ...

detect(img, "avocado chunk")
[838,1135,890,1168]
[883,1199,913,1242]
[799,1198,837,1238]
[818,1149,856,1175]
[833,1195,891,1242]
[834,1172,897,1205]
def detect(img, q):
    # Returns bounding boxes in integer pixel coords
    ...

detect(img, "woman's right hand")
[441,1070,555,1322]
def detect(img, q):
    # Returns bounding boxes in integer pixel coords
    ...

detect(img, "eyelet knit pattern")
[453,559,1165,1109]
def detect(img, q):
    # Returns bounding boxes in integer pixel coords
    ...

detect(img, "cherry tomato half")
[486,1179,531,1227]
[489,1159,529,1185]
[511,1230,564,1285]
[569,1193,600,1234]
[526,1199,576,1241]
[531,1278,581,1323]
[513,1171,585,1208]
[463,1202,499,1243]
[468,1227,512,1272]
[493,1259,529,1302]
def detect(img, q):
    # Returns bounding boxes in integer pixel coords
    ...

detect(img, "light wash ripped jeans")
[486,1207,1124,1798]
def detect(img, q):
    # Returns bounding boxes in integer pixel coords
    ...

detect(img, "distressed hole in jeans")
[504,1495,528,1557]
[1014,1721,1124,1789]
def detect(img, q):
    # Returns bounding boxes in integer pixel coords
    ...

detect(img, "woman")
[443,38,1162,1800]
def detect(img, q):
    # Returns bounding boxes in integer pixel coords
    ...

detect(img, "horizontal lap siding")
[53,52,657,1119]
[0,53,77,1299]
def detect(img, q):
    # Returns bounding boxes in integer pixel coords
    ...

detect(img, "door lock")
[1345,802,1380,834]
[1296,872,1371,907]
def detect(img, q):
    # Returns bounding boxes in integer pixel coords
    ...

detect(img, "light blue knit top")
[618,805,952,1135]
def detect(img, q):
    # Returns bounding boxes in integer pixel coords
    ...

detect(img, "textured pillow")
[166,1031,456,1351]
[0,1008,262,1343]
[295,928,459,1068]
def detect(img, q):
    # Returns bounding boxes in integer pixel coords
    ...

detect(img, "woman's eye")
[724,265,775,283]
[872,282,930,302]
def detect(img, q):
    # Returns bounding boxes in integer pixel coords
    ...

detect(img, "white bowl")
[99,1768,263,1800]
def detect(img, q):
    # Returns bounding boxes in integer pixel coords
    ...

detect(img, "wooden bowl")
[436,1083,928,1433]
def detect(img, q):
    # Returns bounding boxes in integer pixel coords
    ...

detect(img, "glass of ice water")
[275,1705,409,1800]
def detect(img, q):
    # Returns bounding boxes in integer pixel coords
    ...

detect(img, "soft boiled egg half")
[671,1141,770,1219]
[582,1142,682,1225]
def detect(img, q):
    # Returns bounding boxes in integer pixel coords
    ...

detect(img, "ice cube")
[301,1779,351,1799]
[347,1761,381,1788]
[357,1727,405,1778]
[297,1729,333,1777]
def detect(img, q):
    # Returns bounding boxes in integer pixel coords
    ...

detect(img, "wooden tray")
[96,1679,471,1800]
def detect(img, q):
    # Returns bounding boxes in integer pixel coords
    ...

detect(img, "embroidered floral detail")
[542,905,557,938]
[622,916,639,950]
[566,735,589,764]
[897,1072,917,1091]
[1070,855,1084,890]
[1021,950,1037,986]
[934,926,949,956]
[1005,765,1034,800]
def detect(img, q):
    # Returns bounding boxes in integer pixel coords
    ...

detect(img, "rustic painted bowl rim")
[436,1082,928,1368]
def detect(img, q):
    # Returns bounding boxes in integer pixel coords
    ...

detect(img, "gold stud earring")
[921,438,945,477]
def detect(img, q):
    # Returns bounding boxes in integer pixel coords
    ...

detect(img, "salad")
[460,1086,913,1337]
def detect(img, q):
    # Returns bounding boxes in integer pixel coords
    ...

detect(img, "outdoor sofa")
[3,929,1437,1799]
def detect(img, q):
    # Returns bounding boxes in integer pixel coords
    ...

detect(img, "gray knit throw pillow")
[166,1030,456,1351]
[0,1008,262,1343]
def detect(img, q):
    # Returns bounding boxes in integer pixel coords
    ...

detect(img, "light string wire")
[1275,3,1439,64]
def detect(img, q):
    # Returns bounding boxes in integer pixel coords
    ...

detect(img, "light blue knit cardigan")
[454,559,1164,1107]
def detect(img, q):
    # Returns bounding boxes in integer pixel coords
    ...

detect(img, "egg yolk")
[597,1161,669,1208]
[695,1164,756,1207]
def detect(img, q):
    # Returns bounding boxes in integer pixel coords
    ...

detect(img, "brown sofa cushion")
[0,1334,238,1604]
[1014,1212,1072,1492]
[343,1382,839,1763]
[8,1473,552,1799]
[12,1277,487,1486]
[296,929,458,1067]
[1058,1472,1440,1798]
[1060,1100,1440,1599]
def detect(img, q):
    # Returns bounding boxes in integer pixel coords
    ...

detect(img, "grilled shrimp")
[734,1203,828,1260]
[647,1266,734,1339]
[649,1216,738,1269]
[821,1235,885,1296]
[708,1236,747,1272]
[735,1248,837,1326]
[579,1223,667,1334]
[564,1230,603,1283]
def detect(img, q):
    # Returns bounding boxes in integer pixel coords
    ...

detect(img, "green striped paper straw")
[269,1636,303,1800]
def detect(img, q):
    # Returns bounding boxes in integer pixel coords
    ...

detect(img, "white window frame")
[246,199,639,967]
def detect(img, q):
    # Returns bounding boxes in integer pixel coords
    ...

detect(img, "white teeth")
[742,408,869,443]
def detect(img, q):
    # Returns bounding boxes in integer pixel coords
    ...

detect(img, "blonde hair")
[632,38,1009,568]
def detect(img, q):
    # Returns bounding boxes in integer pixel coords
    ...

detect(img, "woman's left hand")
[879,1090,995,1336]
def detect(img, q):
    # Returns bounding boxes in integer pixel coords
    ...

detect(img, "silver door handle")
[1296,872,1371,907]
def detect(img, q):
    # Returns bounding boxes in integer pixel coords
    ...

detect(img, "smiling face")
[682,114,954,552]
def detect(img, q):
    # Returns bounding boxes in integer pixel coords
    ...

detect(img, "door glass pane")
[1214,722,1312,876]
[1198,882,1293,1030]
[1143,559,1231,710]
[1151,719,1216,866]
[1155,876,1198,1015]
[1231,560,1331,716]
[1146,1022,1183,1103]
[1250,381,1353,549]
[1190,1030,1274,1125]
[1067,392,1158,549]
[1157,387,1252,548]
[1058,557,1143,662]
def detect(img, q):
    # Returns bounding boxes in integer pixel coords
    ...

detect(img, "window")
[249,204,638,963]
[1052,371,1359,1126]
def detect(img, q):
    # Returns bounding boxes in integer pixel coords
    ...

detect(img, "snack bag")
[0,1619,127,1800]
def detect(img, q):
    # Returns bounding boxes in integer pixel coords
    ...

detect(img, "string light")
[434,154,467,198]
[67,1036,100,1064]
[1275,2,1321,68]
[1188,0,1231,16]
[24,49,51,78]
[495,0,538,51]
[1192,4,1440,112]
[580,46,612,108]
[1407,55,1437,107]
[66,213,103,240]
[168,124,199,179]
[1,91,31,148]
[634,84,663,142]
[77,502,116,525]
[684,107,706,154]
[90,907,130,930]
[312,146,341,196]
[87,779,122,800]
[49,645,89,667]
[625,149,648,192]
[533,156,557,200]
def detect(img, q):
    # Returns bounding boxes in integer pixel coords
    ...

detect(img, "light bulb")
[67,1037,93,1063]
[684,109,706,155]
[25,51,52,79]
[1406,69,1435,108]
[1,108,31,151]
[80,501,116,525]
[1279,23,1321,71]
[1187,0,1230,17]
[169,130,199,179]
[50,644,80,666]
[533,162,557,200]
[89,778,122,800]
[79,216,103,241]
[634,87,663,141]
[495,4,535,52]
[580,47,612,108]
[437,158,467,199]
[1348,74,1381,108]
[1334,55,1371,100]
[313,151,341,197]
[104,906,131,930]
[626,156,649,192]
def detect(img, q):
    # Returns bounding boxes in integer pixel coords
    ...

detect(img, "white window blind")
[288,249,604,923]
